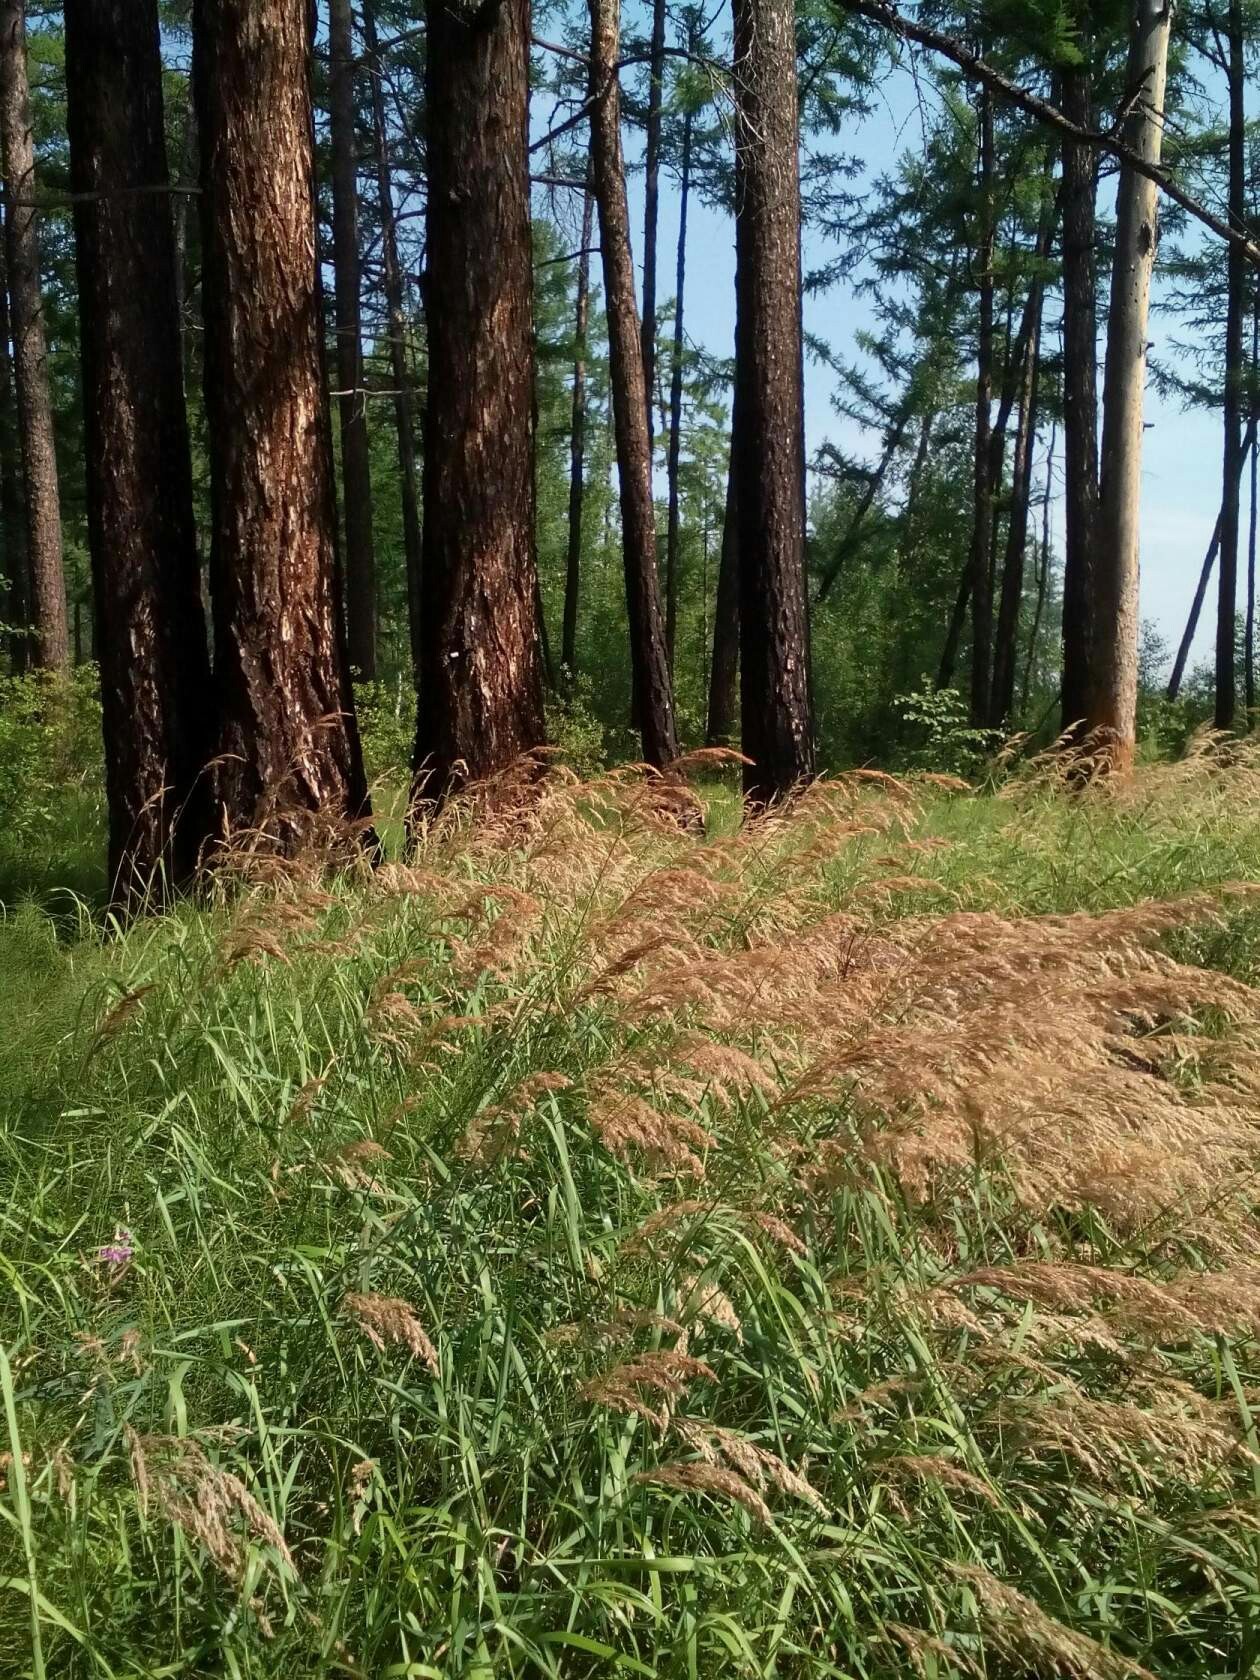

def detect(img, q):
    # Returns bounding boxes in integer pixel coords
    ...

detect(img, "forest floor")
[4,749,1260,1677]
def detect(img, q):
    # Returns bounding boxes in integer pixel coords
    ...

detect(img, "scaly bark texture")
[194,0,371,849]
[65,0,215,906]
[363,0,422,683]
[413,0,545,803]
[640,0,666,455]
[589,0,678,768]
[1092,0,1171,771]
[0,202,26,669]
[0,0,66,671]
[329,0,376,679]
[731,0,814,801]
[1058,29,1101,740]
[1216,0,1246,729]
[563,182,595,679]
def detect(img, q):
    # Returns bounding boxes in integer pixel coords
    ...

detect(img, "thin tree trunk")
[640,0,666,456]
[937,562,971,692]
[815,409,909,603]
[732,0,813,801]
[1059,39,1101,738]
[664,105,692,668]
[0,202,26,671]
[589,0,678,768]
[706,458,739,744]
[1020,416,1056,716]
[329,0,376,680]
[65,0,215,907]
[1090,0,1171,771]
[1248,300,1259,714]
[0,0,66,671]
[968,80,996,727]
[1215,0,1245,729]
[1167,415,1257,700]
[194,0,371,848]
[413,0,545,803]
[363,0,422,685]
[563,181,595,679]
[171,75,196,361]
[990,288,1045,726]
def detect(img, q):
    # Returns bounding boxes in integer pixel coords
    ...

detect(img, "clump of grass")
[2,755,1260,1675]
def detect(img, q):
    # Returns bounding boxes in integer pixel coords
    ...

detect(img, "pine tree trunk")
[640,0,666,457]
[0,205,27,671]
[1215,0,1245,730]
[937,562,971,692]
[1091,0,1171,771]
[990,289,1044,727]
[589,0,678,768]
[329,0,376,680]
[363,0,422,685]
[413,0,545,803]
[968,81,995,728]
[0,0,66,672]
[194,0,371,849]
[65,0,215,907]
[563,182,595,680]
[731,0,813,802]
[664,107,692,670]
[1248,301,1259,715]
[706,459,739,745]
[1059,42,1101,739]
[1020,416,1056,716]
[1167,416,1257,701]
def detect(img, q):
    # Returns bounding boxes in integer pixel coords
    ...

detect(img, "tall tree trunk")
[0,205,26,671]
[1167,416,1257,700]
[363,0,422,685]
[706,459,739,744]
[589,0,678,768]
[1248,300,1259,715]
[413,0,545,802]
[194,0,370,848]
[171,76,196,368]
[1215,0,1245,730]
[1091,0,1171,771]
[990,288,1045,726]
[937,562,971,692]
[0,0,66,672]
[968,80,996,728]
[640,0,666,457]
[65,0,215,907]
[664,105,692,668]
[563,182,595,679]
[1020,416,1056,716]
[815,409,909,603]
[731,0,813,801]
[1059,39,1101,738]
[329,0,376,679]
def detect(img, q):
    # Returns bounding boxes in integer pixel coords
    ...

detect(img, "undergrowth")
[3,742,1260,1677]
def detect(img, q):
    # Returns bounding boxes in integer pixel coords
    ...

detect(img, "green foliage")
[547,674,609,777]
[893,680,1002,773]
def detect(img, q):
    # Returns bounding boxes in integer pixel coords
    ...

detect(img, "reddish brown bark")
[194,0,371,849]
[65,0,215,906]
[412,0,545,804]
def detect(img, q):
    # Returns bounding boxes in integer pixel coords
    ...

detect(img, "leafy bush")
[0,667,102,845]
[892,679,1001,774]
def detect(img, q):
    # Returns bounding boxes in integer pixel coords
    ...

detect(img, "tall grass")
[3,746,1260,1676]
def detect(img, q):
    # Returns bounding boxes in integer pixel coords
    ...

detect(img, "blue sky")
[607,41,1225,675]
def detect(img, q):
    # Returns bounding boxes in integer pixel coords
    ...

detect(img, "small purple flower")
[96,1229,134,1267]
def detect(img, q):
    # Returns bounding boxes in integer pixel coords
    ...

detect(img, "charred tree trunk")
[0,0,66,672]
[664,104,692,669]
[413,0,545,803]
[329,0,376,680]
[706,459,739,745]
[1059,37,1101,739]
[640,0,666,457]
[968,80,996,728]
[363,0,422,685]
[1216,0,1245,730]
[65,0,216,907]
[589,0,678,767]
[194,0,370,848]
[563,181,595,680]
[1090,0,1171,771]
[0,208,26,671]
[731,0,813,801]
[990,289,1045,727]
